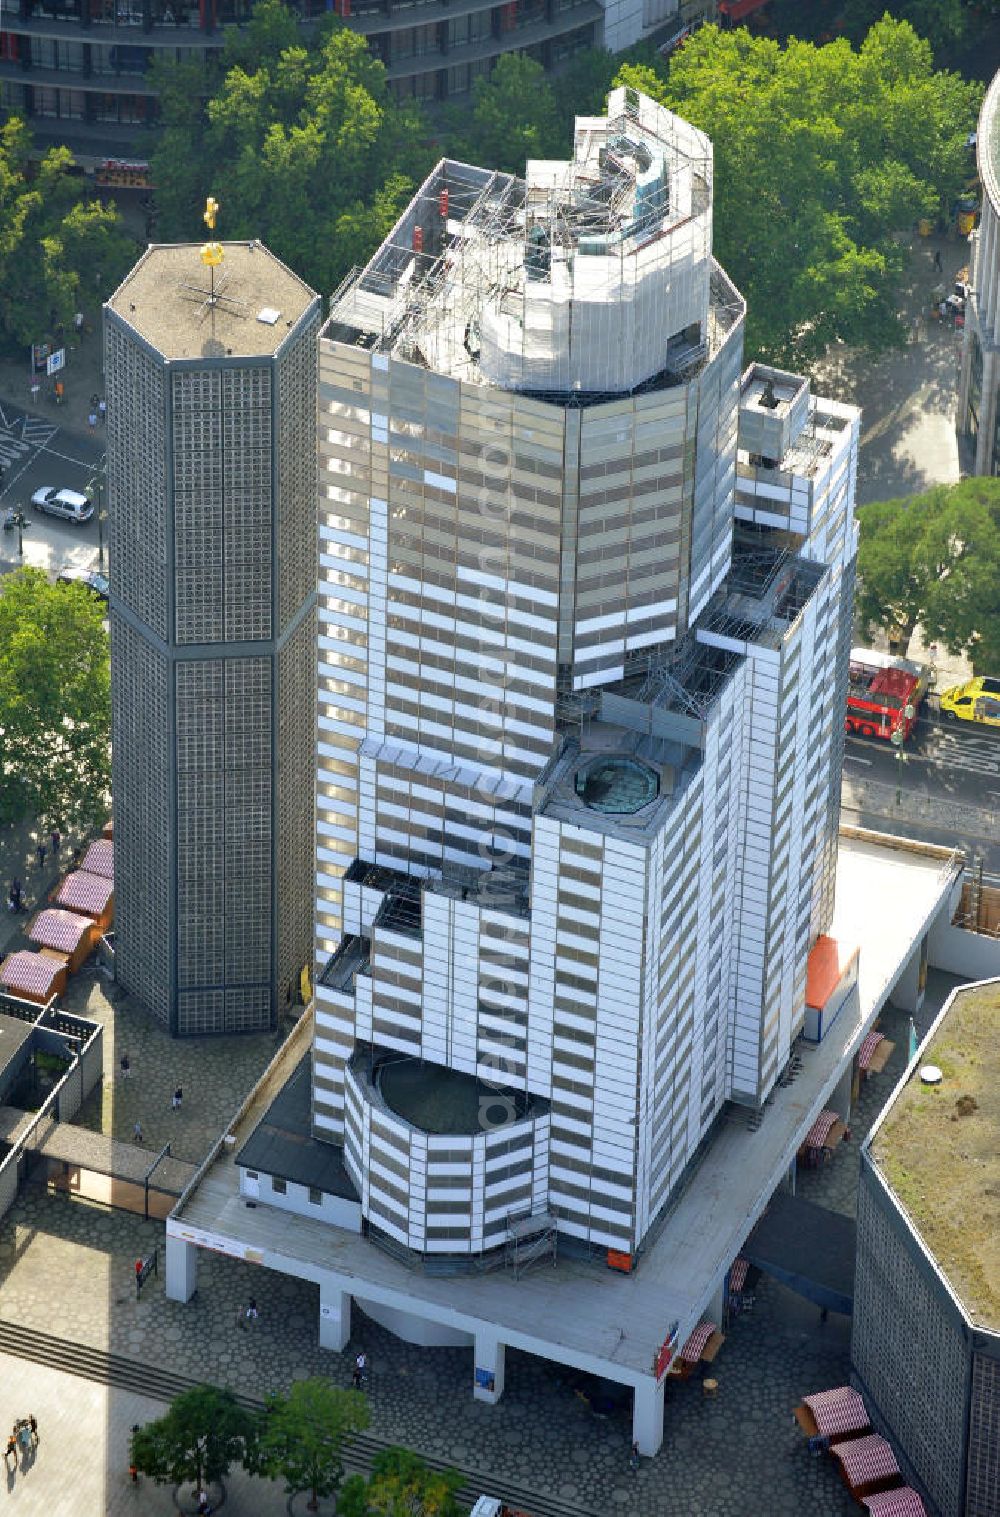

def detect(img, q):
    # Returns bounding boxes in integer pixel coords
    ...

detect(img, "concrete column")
[891,935,926,1015]
[473,1330,505,1404]
[707,1280,726,1326]
[631,1374,665,1457]
[830,1062,853,1125]
[785,1158,797,1195]
[165,1232,197,1302]
[319,1285,351,1351]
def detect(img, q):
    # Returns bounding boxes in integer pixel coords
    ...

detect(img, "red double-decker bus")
[845,648,928,741]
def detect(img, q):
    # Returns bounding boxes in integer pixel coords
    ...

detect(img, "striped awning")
[56,870,113,917]
[858,1032,884,1071]
[804,1108,838,1148]
[862,1489,927,1517]
[27,907,91,953]
[80,838,114,880]
[729,1256,750,1293]
[0,949,61,997]
[679,1321,715,1364]
[832,1433,900,1489]
[803,1386,869,1437]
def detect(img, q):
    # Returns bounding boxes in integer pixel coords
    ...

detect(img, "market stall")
[26,907,99,974]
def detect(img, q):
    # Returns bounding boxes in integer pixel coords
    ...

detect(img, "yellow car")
[939,677,1000,727]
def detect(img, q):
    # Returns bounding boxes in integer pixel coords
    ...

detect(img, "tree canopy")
[251,1377,369,1510]
[616,18,980,363]
[0,118,135,351]
[0,568,110,830]
[855,479,1000,672]
[130,1385,257,1495]
[337,1446,463,1517]
[150,1,432,297]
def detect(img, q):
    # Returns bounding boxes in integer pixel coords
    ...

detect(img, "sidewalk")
[812,228,966,505]
[0,814,95,958]
[0,314,110,443]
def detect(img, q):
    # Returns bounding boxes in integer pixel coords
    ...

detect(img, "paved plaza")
[0,951,967,1515]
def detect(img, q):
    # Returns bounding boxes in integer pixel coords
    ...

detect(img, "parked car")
[938,677,1000,728]
[56,567,109,601]
[31,486,93,523]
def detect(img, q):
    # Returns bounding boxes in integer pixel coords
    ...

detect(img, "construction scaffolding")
[327,86,715,399]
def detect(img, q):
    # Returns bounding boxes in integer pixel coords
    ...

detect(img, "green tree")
[615,19,981,364]
[337,1447,463,1517]
[251,1377,369,1511]
[920,478,1000,674]
[855,480,1000,671]
[129,1385,258,1498]
[150,5,431,297]
[0,568,110,829]
[453,53,562,174]
[0,118,134,351]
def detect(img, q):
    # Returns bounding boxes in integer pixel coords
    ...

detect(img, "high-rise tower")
[311,89,859,1258]
[106,239,320,1036]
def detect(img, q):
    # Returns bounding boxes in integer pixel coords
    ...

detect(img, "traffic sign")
[46,348,66,376]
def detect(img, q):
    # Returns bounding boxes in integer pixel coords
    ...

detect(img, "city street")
[0,399,107,581]
[843,713,1000,872]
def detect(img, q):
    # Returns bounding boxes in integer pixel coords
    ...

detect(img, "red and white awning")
[803,1386,869,1438]
[804,1108,838,1148]
[858,1032,884,1071]
[832,1433,900,1489]
[27,907,92,953]
[678,1321,715,1364]
[862,1489,928,1517]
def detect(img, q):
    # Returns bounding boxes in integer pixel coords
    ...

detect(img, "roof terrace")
[870,981,1000,1333]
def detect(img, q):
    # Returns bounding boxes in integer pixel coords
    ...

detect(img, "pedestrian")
[172,1086,183,1111]
[120,1052,130,1079]
[74,311,84,335]
[88,410,97,432]
[236,1303,246,1331]
[933,248,943,273]
[353,1349,367,1389]
[12,878,22,911]
[90,392,99,409]
[98,398,107,424]
[50,826,61,856]
[129,1423,140,1484]
[53,378,64,405]
[4,1430,15,1466]
[197,1490,214,1515]
[36,841,47,870]
[629,1440,640,1473]
[28,1415,37,1448]
[133,1120,143,1144]
[245,1298,258,1323]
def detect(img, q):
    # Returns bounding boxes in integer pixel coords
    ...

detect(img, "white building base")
[358,1297,473,1347]
[165,834,963,1464]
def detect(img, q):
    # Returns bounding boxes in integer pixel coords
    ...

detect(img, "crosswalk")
[0,402,59,472]
[924,726,1000,777]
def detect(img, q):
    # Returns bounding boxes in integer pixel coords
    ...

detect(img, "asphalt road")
[842,709,1000,873]
[0,398,107,579]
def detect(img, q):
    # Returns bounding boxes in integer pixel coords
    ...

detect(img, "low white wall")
[927,917,1000,980]
[357,1295,474,1347]
[239,1168,362,1233]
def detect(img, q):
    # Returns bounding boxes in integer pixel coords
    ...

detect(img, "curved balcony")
[344,1049,549,1255]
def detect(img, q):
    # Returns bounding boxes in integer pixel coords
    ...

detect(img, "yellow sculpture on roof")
[201,195,223,267]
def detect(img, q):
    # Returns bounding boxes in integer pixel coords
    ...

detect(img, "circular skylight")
[574,755,659,814]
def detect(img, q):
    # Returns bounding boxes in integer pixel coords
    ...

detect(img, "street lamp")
[891,702,916,805]
[85,476,107,573]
